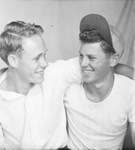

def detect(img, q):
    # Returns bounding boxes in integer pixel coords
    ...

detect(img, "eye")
[88,55,96,61]
[79,53,83,59]
[34,56,40,61]
[33,54,42,61]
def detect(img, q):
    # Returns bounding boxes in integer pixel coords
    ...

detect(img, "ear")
[110,53,120,67]
[7,54,19,68]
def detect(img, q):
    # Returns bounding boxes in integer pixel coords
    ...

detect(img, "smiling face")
[79,42,112,84]
[16,35,48,84]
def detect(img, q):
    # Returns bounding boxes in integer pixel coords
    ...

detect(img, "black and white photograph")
[0,0,134,149]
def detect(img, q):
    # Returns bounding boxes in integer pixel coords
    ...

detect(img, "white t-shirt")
[64,74,135,150]
[0,57,81,149]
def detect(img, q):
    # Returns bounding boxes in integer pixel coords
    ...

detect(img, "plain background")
[0,0,134,149]
[0,0,134,69]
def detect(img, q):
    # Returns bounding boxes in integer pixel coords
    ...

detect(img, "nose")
[40,56,48,68]
[81,57,89,67]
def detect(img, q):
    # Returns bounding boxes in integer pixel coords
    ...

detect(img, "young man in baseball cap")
[64,14,135,150]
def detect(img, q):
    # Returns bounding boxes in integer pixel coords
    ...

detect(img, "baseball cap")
[110,25,125,57]
[80,14,116,53]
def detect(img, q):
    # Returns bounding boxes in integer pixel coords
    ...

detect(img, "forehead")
[21,35,47,56]
[80,42,105,55]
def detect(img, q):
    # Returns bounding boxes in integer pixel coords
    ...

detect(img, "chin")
[83,77,93,83]
[35,77,44,84]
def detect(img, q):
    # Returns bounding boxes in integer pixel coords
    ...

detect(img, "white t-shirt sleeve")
[54,57,82,83]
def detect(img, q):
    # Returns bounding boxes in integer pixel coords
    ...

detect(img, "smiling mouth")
[36,71,44,74]
[83,70,94,72]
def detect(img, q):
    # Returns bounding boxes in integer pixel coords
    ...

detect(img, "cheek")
[97,61,110,74]
[19,61,38,74]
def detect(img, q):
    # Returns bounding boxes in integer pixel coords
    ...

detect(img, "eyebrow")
[79,52,97,59]
[87,53,98,58]
[33,49,48,59]
[32,53,43,60]
[79,51,95,56]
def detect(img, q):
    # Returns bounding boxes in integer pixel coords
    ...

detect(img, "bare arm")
[130,122,135,147]
[114,63,135,80]
[0,67,8,76]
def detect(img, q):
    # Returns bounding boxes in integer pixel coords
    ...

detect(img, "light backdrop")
[0,0,134,148]
[0,0,134,69]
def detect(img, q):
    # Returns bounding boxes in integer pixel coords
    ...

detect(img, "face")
[17,35,48,84]
[79,42,112,84]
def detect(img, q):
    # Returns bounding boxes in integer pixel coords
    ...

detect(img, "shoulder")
[115,73,135,85]
[64,83,83,104]
[66,82,82,95]
[115,74,135,94]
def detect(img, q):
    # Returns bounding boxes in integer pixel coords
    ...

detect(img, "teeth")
[37,71,44,74]
[84,70,93,72]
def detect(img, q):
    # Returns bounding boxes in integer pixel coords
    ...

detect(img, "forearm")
[0,67,8,76]
[114,63,135,80]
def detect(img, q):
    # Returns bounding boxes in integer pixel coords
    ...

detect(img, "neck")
[2,68,34,95]
[84,70,114,102]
